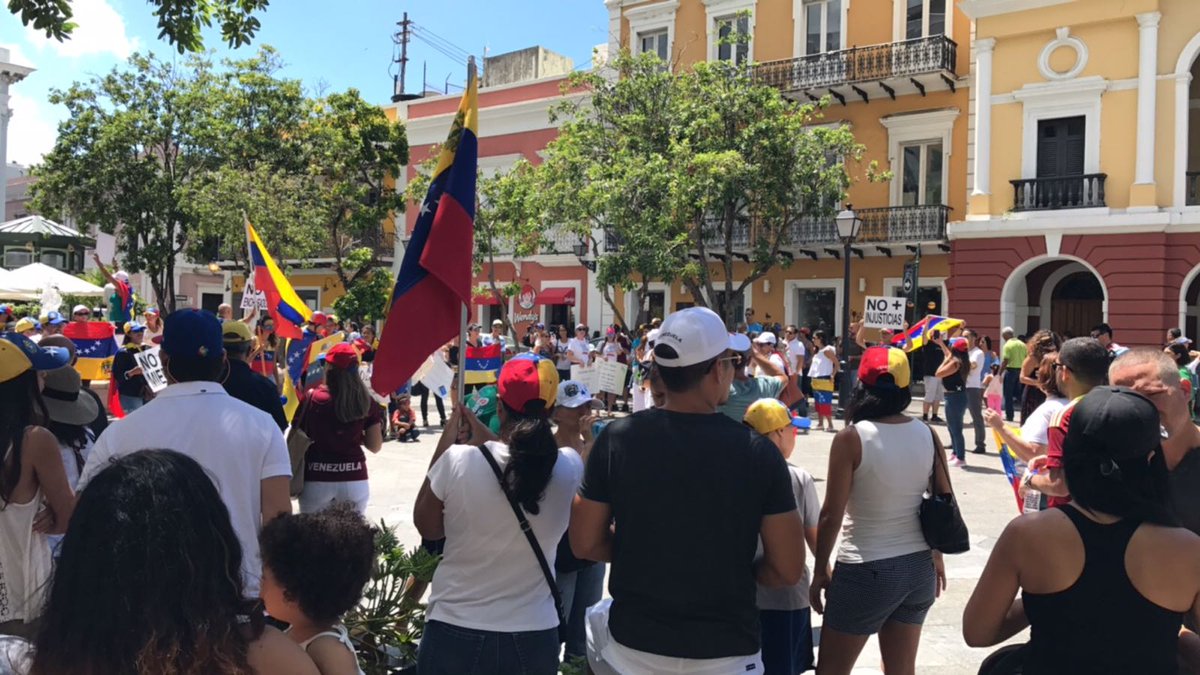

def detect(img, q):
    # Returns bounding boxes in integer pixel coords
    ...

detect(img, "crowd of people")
[5,291,1200,675]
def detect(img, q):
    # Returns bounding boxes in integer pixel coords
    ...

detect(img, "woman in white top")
[810,347,952,675]
[414,354,583,675]
[0,333,75,640]
[808,330,840,432]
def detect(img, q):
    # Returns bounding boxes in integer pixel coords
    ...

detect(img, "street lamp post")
[835,206,862,423]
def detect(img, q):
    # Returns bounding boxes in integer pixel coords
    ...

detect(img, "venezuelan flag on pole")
[64,321,119,380]
[463,343,502,385]
[246,218,312,340]
[890,315,965,352]
[372,62,478,396]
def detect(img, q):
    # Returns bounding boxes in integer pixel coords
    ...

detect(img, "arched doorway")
[1048,271,1103,338]
[1001,256,1107,338]
[1173,31,1200,206]
[1181,265,1200,339]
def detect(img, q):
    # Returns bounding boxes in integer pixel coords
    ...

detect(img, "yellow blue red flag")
[890,315,965,352]
[246,219,313,340]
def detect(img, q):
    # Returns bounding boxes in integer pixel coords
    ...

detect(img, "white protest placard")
[133,346,169,393]
[240,282,267,311]
[596,360,629,395]
[570,364,600,394]
[420,355,454,399]
[862,295,907,331]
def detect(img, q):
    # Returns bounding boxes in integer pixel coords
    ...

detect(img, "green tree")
[304,90,409,296]
[544,49,870,327]
[10,0,269,53]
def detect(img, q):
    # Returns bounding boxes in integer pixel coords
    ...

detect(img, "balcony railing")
[755,35,957,96]
[1187,172,1200,206]
[787,205,949,248]
[1010,174,1107,212]
[701,218,752,251]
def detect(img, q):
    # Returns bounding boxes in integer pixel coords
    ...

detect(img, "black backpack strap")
[476,444,567,635]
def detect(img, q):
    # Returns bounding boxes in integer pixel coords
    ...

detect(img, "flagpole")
[456,55,477,410]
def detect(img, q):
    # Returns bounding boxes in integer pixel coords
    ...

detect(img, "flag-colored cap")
[744,398,806,434]
[858,346,911,389]
[498,353,558,415]
[14,317,37,333]
[0,332,70,383]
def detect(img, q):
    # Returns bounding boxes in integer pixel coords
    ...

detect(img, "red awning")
[536,287,576,306]
[473,292,502,305]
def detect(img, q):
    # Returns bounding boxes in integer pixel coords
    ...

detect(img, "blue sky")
[1,0,609,167]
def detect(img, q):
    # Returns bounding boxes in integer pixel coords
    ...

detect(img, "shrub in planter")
[346,521,440,674]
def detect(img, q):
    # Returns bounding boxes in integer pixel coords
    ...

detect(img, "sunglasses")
[73,311,89,316]
[717,353,746,368]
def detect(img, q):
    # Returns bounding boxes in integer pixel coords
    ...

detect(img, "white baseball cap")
[557,380,602,409]
[753,331,777,345]
[646,328,661,344]
[653,307,752,367]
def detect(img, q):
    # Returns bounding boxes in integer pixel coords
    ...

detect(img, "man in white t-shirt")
[567,324,593,366]
[79,309,292,599]
[964,328,987,455]
[752,332,788,376]
[482,319,512,356]
[784,325,806,374]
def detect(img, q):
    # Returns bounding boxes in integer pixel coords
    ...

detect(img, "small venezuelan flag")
[464,343,502,385]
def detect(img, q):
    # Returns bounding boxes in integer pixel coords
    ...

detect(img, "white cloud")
[6,92,60,167]
[24,0,140,59]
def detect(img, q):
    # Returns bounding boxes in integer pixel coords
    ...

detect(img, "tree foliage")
[544,49,872,327]
[32,48,409,312]
[10,0,269,53]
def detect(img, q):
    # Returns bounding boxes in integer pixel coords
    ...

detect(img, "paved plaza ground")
[360,404,1025,674]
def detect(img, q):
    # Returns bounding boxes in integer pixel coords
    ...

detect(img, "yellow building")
[606,0,971,332]
[951,0,1200,345]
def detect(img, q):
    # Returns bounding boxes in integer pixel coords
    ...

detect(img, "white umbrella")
[0,268,38,300]
[4,263,107,297]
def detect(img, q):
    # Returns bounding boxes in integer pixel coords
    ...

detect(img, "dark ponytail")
[499,400,559,515]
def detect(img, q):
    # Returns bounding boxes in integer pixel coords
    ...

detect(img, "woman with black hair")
[0,333,75,639]
[413,354,583,675]
[810,347,950,675]
[935,334,972,467]
[964,387,1200,674]
[30,449,317,675]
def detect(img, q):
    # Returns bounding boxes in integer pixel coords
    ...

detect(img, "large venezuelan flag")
[890,314,965,352]
[372,65,477,396]
[463,343,502,385]
[63,321,119,380]
[246,219,313,340]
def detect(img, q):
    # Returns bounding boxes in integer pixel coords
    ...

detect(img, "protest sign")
[133,347,168,393]
[240,286,267,311]
[863,295,907,331]
[596,360,629,395]
[570,364,600,394]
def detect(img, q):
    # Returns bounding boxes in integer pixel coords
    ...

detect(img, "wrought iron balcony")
[701,218,752,251]
[787,205,949,248]
[1187,171,1200,206]
[1010,174,1107,212]
[755,35,958,101]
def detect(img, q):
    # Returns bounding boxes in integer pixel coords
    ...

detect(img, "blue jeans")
[559,562,605,660]
[417,620,559,675]
[119,395,144,414]
[944,390,967,461]
[761,608,815,674]
[1002,369,1023,422]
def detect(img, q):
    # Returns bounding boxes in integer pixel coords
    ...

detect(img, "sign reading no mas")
[863,295,907,331]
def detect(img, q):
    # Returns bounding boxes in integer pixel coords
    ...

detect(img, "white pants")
[298,480,370,514]
[630,386,651,413]
[586,599,763,675]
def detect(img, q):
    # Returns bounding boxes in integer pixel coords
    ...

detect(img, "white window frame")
[639,29,670,61]
[195,283,228,309]
[897,140,946,207]
[1011,77,1105,181]
[293,287,322,313]
[625,281,673,325]
[793,0,848,57]
[883,275,949,316]
[703,0,756,64]
[627,0,678,61]
[783,279,842,334]
[880,108,958,207]
[893,0,953,42]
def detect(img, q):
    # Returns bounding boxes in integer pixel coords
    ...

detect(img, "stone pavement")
[361,405,1027,674]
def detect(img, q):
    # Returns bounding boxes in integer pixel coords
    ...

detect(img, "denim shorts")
[823,550,936,636]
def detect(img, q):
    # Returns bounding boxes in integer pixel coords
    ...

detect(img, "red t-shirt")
[1044,398,1080,508]
[300,385,384,482]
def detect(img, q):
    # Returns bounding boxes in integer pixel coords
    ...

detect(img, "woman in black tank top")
[964,387,1200,674]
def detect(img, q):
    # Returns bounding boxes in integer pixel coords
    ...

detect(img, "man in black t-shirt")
[220,321,288,431]
[571,307,804,673]
[920,331,945,423]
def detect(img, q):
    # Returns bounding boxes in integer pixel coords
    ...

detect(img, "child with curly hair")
[260,503,378,675]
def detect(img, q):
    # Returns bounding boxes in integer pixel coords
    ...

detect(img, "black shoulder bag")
[477,445,568,641]
[918,425,971,554]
